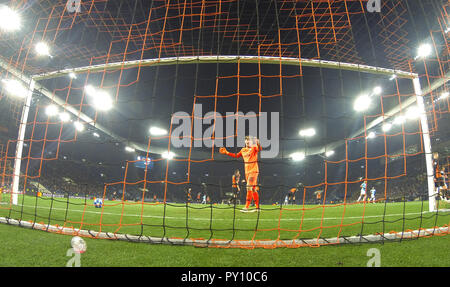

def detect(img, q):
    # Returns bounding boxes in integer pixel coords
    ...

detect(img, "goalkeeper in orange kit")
[219,136,262,213]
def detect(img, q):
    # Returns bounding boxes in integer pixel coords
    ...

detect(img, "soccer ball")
[71,236,87,253]
[93,198,103,208]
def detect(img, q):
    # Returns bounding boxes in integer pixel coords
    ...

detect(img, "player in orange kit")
[220,136,262,213]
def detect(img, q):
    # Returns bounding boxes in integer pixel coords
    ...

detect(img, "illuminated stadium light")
[74,121,85,132]
[68,72,77,79]
[45,105,58,117]
[125,146,135,153]
[439,92,449,100]
[416,43,432,59]
[325,150,335,157]
[389,74,397,81]
[373,86,382,95]
[0,5,21,31]
[1,79,27,98]
[92,91,113,111]
[84,85,113,111]
[84,85,96,96]
[59,112,70,122]
[93,132,100,138]
[393,115,406,125]
[137,156,152,166]
[405,106,420,120]
[35,42,51,57]
[162,151,175,160]
[382,123,392,132]
[149,126,168,136]
[353,94,371,112]
[366,131,376,139]
[299,128,316,137]
[290,152,305,161]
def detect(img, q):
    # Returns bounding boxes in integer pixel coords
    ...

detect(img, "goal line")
[0,216,447,248]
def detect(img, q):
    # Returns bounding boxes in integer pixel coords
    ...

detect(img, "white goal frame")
[0,55,439,213]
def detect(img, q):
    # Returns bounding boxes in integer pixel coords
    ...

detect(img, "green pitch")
[1,194,448,243]
[0,222,448,267]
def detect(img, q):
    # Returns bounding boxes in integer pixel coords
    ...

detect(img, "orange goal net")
[0,0,448,248]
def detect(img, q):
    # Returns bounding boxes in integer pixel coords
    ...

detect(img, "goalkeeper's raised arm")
[219,147,242,158]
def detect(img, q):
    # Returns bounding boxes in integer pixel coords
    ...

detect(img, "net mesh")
[0,0,449,248]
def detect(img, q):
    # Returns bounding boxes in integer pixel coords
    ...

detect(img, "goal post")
[413,77,436,212]
[1,56,443,212]
[11,79,35,205]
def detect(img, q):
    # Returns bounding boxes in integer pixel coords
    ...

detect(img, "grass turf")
[1,194,449,244]
[0,222,449,267]
[0,194,449,267]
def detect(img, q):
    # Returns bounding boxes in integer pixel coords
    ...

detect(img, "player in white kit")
[368,186,376,203]
[357,180,367,202]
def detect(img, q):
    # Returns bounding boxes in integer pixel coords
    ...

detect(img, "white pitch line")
[1,201,448,222]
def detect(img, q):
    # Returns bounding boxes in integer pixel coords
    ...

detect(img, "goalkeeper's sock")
[245,190,252,209]
[252,187,260,209]
[253,191,260,209]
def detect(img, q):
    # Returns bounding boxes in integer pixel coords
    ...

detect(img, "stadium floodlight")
[353,94,371,112]
[35,42,51,57]
[416,43,432,59]
[149,126,168,136]
[290,152,305,161]
[125,146,135,153]
[92,91,113,111]
[405,106,420,120]
[389,74,397,81]
[162,151,175,160]
[45,104,58,116]
[59,112,70,122]
[325,150,335,157]
[0,5,21,31]
[1,78,27,98]
[299,128,316,137]
[84,85,113,111]
[439,92,449,100]
[74,121,85,132]
[382,123,392,132]
[366,131,376,139]
[69,72,77,79]
[393,115,405,125]
[84,85,96,96]
[93,132,100,138]
[373,86,382,95]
